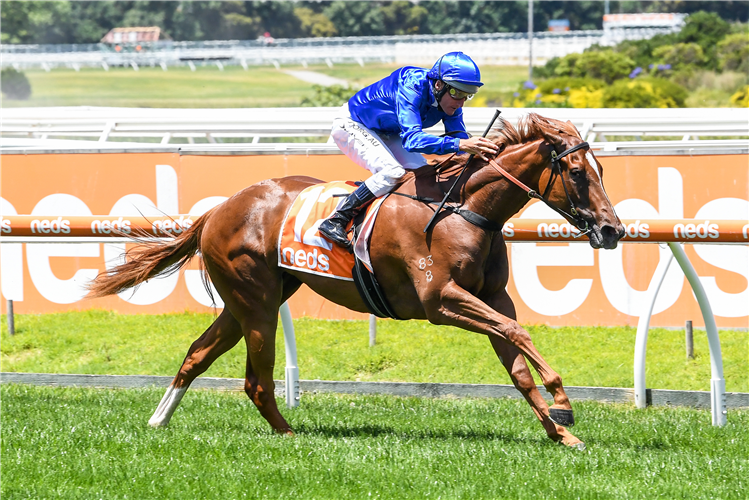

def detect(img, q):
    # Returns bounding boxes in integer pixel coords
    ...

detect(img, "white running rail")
[2,107,747,148]
[1,29,679,70]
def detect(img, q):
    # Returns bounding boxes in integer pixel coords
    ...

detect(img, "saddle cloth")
[278,181,385,280]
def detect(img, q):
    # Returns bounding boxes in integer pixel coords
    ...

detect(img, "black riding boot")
[319,184,375,249]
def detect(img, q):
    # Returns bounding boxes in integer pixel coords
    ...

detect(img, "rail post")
[634,251,674,409]
[6,300,15,335]
[279,301,299,409]
[369,314,377,347]
[667,242,726,426]
[634,243,726,426]
[685,320,694,360]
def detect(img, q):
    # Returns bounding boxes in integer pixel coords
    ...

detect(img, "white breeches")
[330,104,425,197]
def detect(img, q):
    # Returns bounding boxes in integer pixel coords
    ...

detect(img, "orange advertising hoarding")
[1,151,747,327]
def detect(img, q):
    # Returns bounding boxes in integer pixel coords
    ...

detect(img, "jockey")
[319,51,500,249]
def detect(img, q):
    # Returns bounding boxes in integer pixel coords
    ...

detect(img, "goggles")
[447,85,475,101]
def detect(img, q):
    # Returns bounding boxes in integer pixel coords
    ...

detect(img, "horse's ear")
[567,120,583,139]
[497,142,507,154]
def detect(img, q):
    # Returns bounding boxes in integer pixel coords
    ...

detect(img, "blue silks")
[347,66,469,156]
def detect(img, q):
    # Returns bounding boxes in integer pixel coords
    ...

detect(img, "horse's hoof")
[148,417,168,428]
[570,441,586,452]
[549,407,575,427]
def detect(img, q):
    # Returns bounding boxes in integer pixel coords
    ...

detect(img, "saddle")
[277,180,400,319]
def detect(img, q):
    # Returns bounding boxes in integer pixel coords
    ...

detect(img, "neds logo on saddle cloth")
[278,181,384,280]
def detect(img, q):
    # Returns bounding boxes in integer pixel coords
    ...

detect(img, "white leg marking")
[149,385,187,428]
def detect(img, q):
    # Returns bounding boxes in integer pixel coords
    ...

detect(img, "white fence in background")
[2,107,747,152]
[1,28,680,70]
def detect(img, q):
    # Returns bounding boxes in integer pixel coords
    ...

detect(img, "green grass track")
[1,64,529,108]
[1,311,747,393]
[2,385,748,500]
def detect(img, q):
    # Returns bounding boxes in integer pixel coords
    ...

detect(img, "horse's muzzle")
[588,223,625,249]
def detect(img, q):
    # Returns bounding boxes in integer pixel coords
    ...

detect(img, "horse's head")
[531,115,625,249]
[485,114,624,249]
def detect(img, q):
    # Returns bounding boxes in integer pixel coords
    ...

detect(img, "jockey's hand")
[459,137,500,160]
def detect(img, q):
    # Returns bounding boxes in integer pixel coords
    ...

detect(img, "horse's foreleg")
[483,290,583,447]
[149,309,243,427]
[430,282,571,412]
[489,338,584,449]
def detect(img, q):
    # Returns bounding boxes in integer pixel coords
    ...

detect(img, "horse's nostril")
[601,225,621,241]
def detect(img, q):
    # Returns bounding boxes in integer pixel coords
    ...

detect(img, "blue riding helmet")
[427,52,483,94]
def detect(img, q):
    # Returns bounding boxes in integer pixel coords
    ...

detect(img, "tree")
[323,2,386,37]
[69,2,129,43]
[246,1,302,40]
[0,1,75,44]
[718,32,749,73]
[1,1,747,45]
[294,7,337,38]
[676,11,731,69]
[381,1,427,35]
[652,43,707,71]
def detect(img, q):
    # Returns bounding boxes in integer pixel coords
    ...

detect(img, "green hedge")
[300,84,356,107]
[512,76,687,109]
[530,11,744,108]
[602,78,688,108]
[552,50,636,84]
[0,67,31,100]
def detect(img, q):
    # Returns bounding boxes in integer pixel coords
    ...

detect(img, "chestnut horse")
[89,113,624,450]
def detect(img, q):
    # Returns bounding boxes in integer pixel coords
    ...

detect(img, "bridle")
[485,141,592,237]
[413,108,594,237]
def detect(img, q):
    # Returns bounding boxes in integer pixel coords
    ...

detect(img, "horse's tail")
[87,210,213,298]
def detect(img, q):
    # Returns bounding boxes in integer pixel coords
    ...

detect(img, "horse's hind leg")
[149,309,243,427]
[240,313,292,434]
[240,275,302,434]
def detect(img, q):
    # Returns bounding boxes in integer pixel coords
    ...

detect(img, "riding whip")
[423,109,502,233]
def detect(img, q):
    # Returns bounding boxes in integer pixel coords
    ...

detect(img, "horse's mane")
[428,113,581,173]
[490,113,581,146]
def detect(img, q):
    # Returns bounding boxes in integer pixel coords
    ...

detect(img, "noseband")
[487,141,592,237]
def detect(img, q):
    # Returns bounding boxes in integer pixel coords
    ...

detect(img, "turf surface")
[2,385,747,500]
[2,63,528,109]
[1,311,747,393]
[2,65,316,108]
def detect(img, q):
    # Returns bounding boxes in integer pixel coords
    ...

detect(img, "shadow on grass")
[294,421,545,445]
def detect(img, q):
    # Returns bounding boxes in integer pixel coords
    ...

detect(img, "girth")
[392,192,503,233]
[349,200,402,320]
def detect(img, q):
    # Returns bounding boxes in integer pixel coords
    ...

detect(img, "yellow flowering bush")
[602,78,688,108]
[511,76,687,108]
[730,85,749,107]
[568,87,604,108]
[511,77,605,108]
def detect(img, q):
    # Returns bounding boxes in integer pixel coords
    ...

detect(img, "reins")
[486,141,592,237]
[423,109,502,233]
[401,138,593,237]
